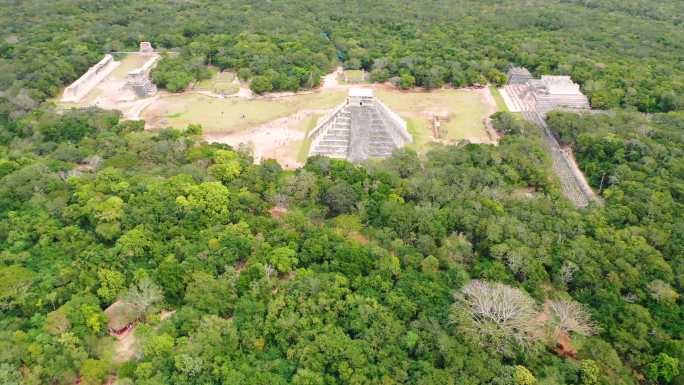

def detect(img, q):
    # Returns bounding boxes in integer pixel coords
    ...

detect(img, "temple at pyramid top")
[308,88,412,162]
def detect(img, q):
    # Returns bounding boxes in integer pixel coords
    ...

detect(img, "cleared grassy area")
[374,88,494,152]
[145,91,345,133]
[194,70,238,95]
[110,54,150,78]
[489,85,509,112]
[340,70,367,83]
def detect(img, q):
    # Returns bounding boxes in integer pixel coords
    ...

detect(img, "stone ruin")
[499,69,596,208]
[126,53,159,98]
[501,71,590,113]
[139,41,154,53]
[528,76,590,112]
[506,67,532,85]
[308,88,412,162]
[61,54,120,103]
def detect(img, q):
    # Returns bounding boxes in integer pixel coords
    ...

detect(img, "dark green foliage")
[1,104,682,385]
[151,55,210,92]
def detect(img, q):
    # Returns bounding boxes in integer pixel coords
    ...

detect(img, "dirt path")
[113,326,137,363]
[321,67,344,90]
[474,86,501,143]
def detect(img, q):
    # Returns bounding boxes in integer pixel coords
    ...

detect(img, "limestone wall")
[62,54,119,103]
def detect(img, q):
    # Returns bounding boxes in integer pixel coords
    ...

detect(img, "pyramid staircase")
[309,92,410,161]
[310,109,352,158]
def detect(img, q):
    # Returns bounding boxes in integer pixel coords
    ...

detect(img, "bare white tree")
[557,261,578,286]
[264,264,275,280]
[647,280,680,305]
[548,299,596,337]
[122,277,163,318]
[454,280,541,350]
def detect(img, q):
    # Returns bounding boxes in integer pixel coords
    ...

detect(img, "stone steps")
[309,97,406,161]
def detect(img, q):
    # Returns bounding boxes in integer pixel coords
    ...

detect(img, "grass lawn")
[194,70,238,95]
[110,54,151,79]
[489,85,509,112]
[146,90,345,133]
[341,70,367,83]
[374,88,494,153]
[297,114,321,163]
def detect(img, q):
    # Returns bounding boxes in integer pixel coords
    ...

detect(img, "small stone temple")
[139,41,154,53]
[126,53,159,97]
[308,88,412,162]
[506,67,532,85]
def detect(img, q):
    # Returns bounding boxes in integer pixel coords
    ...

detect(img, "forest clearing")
[58,62,497,168]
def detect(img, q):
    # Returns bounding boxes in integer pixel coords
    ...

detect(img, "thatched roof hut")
[104,300,138,334]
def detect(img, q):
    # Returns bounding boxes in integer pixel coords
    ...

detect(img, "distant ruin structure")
[499,69,596,208]
[308,88,411,161]
[139,41,154,53]
[501,72,590,113]
[126,54,159,97]
[506,67,532,85]
[61,54,120,102]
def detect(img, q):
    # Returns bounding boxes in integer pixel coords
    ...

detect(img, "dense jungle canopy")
[0,1,682,385]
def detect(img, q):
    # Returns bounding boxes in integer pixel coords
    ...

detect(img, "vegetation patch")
[490,85,509,112]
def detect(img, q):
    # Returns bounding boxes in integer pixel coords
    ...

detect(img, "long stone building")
[61,54,120,103]
[501,72,590,113]
[308,88,412,162]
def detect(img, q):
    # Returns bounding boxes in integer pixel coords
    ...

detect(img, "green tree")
[323,181,357,216]
[579,360,600,385]
[80,359,109,385]
[250,75,273,94]
[514,365,536,385]
[97,269,126,303]
[399,73,416,89]
[269,246,298,273]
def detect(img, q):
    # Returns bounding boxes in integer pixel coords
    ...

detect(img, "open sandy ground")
[204,109,329,169]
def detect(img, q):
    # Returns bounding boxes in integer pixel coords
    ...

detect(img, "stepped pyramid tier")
[506,67,533,85]
[308,89,412,162]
